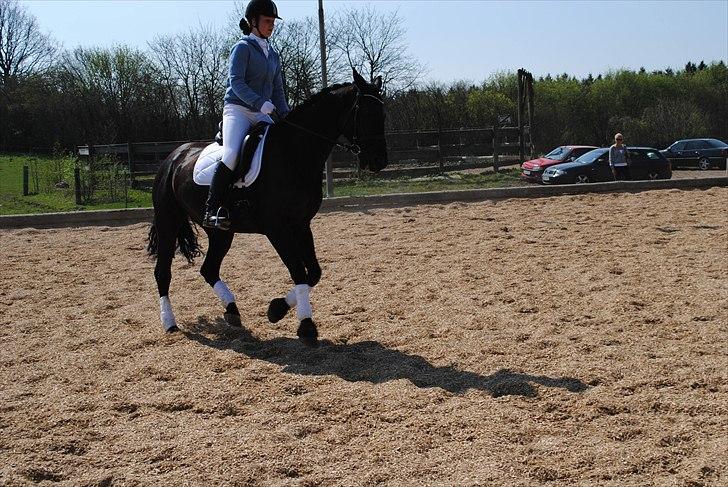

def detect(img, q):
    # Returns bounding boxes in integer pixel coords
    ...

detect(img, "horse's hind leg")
[201,229,241,327]
[153,220,181,332]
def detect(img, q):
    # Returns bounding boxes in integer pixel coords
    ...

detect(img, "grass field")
[0,154,523,215]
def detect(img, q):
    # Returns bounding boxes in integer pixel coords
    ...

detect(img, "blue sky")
[24,0,728,83]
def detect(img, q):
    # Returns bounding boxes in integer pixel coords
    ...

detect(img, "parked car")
[542,147,671,184]
[520,145,597,182]
[660,138,728,170]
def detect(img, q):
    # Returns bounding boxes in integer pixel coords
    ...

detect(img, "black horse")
[147,70,387,346]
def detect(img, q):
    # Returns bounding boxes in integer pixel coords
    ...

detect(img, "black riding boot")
[202,162,235,231]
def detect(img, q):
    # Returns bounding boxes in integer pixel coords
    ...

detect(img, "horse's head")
[342,69,388,172]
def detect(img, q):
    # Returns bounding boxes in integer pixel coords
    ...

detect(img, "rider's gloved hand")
[260,101,276,115]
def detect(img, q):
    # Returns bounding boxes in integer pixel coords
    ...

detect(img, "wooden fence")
[77,126,529,188]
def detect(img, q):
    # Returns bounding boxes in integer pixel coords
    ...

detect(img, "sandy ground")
[1,187,726,486]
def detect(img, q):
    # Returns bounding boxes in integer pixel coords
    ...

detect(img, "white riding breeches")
[221,103,273,171]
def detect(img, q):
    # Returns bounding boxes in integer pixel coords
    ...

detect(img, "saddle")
[215,120,270,183]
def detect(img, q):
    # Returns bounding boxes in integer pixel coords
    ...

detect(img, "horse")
[146,69,388,347]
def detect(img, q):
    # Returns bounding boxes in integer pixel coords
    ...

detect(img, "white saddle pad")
[192,126,269,188]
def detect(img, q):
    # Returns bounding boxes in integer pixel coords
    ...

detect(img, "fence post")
[437,127,443,174]
[127,142,134,190]
[517,69,524,163]
[23,165,29,196]
[492,126,500,173]
[526,72,536,159]
[74,166,82,205]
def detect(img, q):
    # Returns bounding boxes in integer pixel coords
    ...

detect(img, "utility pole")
[319,0,334,197]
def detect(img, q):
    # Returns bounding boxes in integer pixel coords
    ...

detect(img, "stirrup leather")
[203,206,231,230]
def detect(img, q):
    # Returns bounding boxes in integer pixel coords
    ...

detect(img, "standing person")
[203,0,291,231]
[609,133,630,181]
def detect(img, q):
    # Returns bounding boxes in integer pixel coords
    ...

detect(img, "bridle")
[277,89,384,156]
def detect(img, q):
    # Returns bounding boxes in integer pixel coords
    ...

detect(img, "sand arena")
[1,187,726,485]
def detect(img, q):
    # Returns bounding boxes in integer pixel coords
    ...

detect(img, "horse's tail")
[175,218,203,263]
[146,144,204,264]
[146,222,159,257]
[146,217,202,264]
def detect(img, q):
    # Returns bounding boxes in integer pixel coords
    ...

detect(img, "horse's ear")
[374,76,383,91]
[353,68,366,88]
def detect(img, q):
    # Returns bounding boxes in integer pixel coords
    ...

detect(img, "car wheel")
[574,174,589,184]
[648,171,659,180]
[697,157,711,171]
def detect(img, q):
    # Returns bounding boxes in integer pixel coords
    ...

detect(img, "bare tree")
[333,5,425,93]
[270,17,320,107]
[0,0,55,86]
[149,24,228,136]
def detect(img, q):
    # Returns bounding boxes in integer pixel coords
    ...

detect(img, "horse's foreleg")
[201,230,240,327]
[267,233,318,346]
[300,226,321,287]
[267,226,320,324]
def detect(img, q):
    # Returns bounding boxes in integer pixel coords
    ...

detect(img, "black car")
[660,138,728,170]
[541,147,672,184]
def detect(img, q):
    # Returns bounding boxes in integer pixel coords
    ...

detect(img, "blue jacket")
[224,35,290,115]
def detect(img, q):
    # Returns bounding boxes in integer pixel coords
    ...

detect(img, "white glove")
[260,101,276,115]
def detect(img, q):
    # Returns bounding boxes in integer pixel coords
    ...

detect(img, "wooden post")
[437,127,443,174]
[526,72,535,159]
[23,165,29,196]
[127,141,134,190]
[319,0,334,197]
[74,167,82,205]
[517,69,525,163]
[492,126,500,173]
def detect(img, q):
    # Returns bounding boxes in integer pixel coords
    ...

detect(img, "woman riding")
[203,0,290,231]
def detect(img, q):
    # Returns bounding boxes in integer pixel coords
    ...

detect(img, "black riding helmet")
[245,0,282,21]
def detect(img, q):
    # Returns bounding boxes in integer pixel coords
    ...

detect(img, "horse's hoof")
[166,325,179,333]
[224,303,242,327]
[297,318,318,347]
[224,312,242,327]
[267,298,290,323]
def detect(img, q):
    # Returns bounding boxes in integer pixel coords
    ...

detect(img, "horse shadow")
[182,317,588,398]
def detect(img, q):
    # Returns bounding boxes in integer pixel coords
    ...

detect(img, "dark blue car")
[660,139,728,170]
[542,147,672,184]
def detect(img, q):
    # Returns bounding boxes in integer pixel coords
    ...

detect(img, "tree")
[0,0,55,86]
[333,5,425,93]
[270,17,321,107]
[149,24,229,138]
[466,89,515,126]
[59,45,168,143]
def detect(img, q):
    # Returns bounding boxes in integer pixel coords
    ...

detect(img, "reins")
[275,91,384,156]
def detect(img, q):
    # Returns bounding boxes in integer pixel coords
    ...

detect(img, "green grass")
[0,154,153,215]
[328,168,524,197]
[1,154,523,215]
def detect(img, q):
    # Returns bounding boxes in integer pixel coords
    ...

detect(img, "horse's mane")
[288,82,354,117]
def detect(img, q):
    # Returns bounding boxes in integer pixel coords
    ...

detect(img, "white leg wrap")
[213,280,235,306]
[285,287,297,307]
[160,296,177,331]
[295,284,312,321]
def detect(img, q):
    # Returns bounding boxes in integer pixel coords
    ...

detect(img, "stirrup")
[203,207,231,231]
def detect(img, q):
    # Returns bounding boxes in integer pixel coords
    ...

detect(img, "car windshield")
[545,147,568,160]
[707,139,728,148]
[574,148,607,163]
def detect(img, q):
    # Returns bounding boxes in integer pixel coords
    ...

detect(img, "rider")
[203,0,290,231]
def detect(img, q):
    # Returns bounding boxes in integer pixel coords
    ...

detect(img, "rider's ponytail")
[239,17,252,35]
